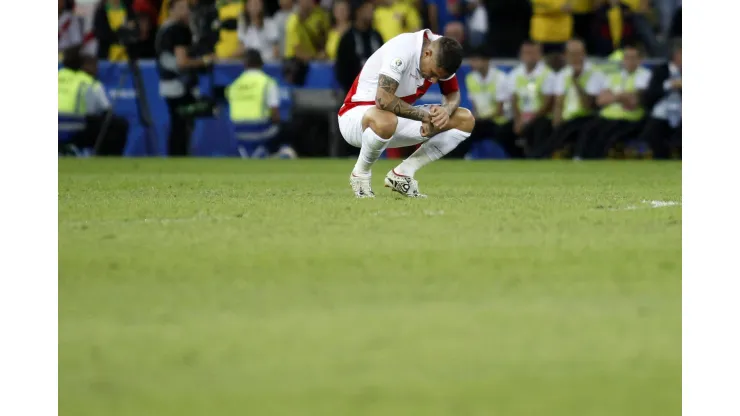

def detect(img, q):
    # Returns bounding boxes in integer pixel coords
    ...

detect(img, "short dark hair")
[435,37,464,76]
[245,49,264,68]
[62,46,82,70]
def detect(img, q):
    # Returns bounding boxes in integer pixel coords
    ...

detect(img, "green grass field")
[59,159,681,416]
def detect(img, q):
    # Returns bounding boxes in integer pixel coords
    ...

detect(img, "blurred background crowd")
[58,0,682,160]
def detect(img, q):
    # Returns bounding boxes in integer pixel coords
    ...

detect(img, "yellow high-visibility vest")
[58,68,92,115]
[600,68,649,121]
[226,70,275,122]
[512,66,554,116]
[465,69,509,125]
[563,68,597,121]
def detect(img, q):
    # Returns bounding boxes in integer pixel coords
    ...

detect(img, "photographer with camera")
[155,0,215,156]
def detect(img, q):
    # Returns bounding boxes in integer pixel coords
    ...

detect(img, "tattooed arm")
[375,74,431,122]
[441,90,461,117]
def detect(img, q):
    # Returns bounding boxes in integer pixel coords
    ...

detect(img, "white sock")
[395,128,470,177]
[353,128,389,176]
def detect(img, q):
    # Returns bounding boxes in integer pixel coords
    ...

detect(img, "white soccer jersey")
[338,29,459,116]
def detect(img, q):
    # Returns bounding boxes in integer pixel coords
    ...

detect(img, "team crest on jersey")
[390,57,404,73]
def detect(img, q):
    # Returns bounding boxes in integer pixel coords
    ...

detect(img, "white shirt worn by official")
[553,62,606,97]
[237,17,279,63]
[506,61,557,117]
[467,65,511,120]
[84,82,111,116]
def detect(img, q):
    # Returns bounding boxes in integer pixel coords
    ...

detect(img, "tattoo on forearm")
[442,91,461,116]
[376,74,429,122]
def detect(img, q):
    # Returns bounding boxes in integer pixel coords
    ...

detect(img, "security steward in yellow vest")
[59,49,89,151]
[533,39,605,158]
[59,48,129,155]
[226,49,282,158]
[574,45,651,159]
[462,47,520,158]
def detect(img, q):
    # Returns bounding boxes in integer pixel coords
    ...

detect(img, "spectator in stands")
[334,1,382,93]
[443,21,467,52]
[571,0,594,48]
[529,0,573,55]
[236,0,280,62]
[507,40,557,157]
[93,0,131,61]
[326,0,352,60]
[227,49,296,158]
[533,38,604,158]
[59,0,85,54]
[272,0,295,57]
[656,0,681,42]
[465,0,489,49]
[373,0,422,42]
[215,0,244,59]
[464,48,519,157]
[607,0,661,57]
[668,3,681,40]
[573,44,651,159]
[284,0,331,60]
[425,0,463,36]
[640,39,681,159]
[591,0,637,56]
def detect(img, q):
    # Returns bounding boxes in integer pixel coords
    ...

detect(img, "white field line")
[606,200,682,212]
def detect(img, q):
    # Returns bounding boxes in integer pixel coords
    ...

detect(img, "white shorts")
[337,105,433,149]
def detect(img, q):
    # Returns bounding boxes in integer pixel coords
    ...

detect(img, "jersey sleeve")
[378,39,413,83]
[439,74,459,95]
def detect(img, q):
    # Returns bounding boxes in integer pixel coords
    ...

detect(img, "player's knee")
[452,108,475,134]
[362,108,398,139]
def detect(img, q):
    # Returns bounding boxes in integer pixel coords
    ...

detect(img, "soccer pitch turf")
[59,159,681,416]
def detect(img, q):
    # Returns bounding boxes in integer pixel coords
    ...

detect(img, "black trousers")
[532,116,593,159]
[521,116,553,158]
[60,113,129,156]
[574,118,644,159]
[451,119,524,159]
[165,95,196,156]
[639,117,682,159]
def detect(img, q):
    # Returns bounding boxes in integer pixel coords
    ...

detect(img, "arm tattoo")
[442,90,461,116]
[376,74,430,122]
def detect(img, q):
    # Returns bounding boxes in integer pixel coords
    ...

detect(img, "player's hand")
[420,120,439,138]
[671,78,682,90]
[429,105,450,130]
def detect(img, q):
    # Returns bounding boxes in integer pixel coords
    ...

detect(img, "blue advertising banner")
[81,60,488,156]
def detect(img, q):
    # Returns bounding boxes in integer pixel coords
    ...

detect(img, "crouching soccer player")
[337,29,475,198]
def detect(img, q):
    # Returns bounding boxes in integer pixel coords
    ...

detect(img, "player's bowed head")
[419,36,464,84]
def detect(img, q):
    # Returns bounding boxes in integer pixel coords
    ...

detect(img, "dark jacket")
[643,62,680,112]
[334,27,383,93]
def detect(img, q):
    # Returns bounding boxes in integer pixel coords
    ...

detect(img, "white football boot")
[384,169,427,198]
[349,173,375,198]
